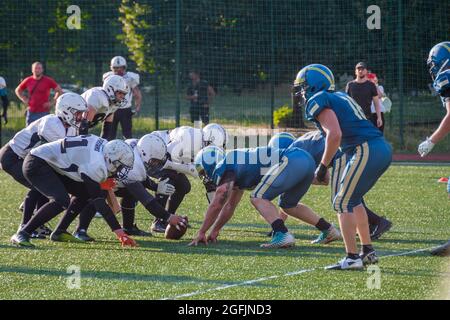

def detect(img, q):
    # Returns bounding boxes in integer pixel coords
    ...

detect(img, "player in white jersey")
[103,56,142,139]
[79,75,128,140]
[10,136,136,248]
[0,93,86,233]
[149,123,228,232]
[67,135,188,241]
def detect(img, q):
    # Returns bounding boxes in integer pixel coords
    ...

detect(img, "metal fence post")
[175,0,181,127]
[270,0,275,129]
[398,0,404,147]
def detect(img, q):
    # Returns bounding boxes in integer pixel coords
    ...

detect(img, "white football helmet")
[102,74,129,104]
[55,92,87,128]
[103,140,135,178]
[202,123,228,149]
[137,133,168,174]
[110,56,127,69]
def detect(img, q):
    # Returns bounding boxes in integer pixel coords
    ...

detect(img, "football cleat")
[36,224,52,236]
[360,250,379,266]
[124,224,152,237]
[50,231,84,243]
[94,212,103,218]
[431,240,450,257]
[11,231,34,248]
[151,219,168,233]
[30,230,46,239]
[325,256,364,270]
[260,232,295,248]
[370,218,392,240]
[311,225,342,244]
[73,229,95,242]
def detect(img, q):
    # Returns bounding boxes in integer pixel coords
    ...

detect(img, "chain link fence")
[0,0,449,153]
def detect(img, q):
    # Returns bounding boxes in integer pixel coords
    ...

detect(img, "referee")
[102,56,142,140]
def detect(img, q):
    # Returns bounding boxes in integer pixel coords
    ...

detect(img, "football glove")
[114,229,137,247]
[418,137,434,157]
[315,163,328,183]
[157,178,176,196]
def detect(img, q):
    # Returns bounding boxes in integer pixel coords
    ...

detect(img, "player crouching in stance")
[417,41,450,257]
[293,64,392,270]
[189,145,338,248]
[149,123,228,232]
[0,93,87,237]
[10,136,136,248]
[66,134,188,240]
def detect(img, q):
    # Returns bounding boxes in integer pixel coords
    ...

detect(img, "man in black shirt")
[346,62,383,130]
[186,71,215,125]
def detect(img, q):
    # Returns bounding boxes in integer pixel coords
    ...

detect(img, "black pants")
[190,104,209,124]
[152,169,191,214]
[370,112,385,133]
[110,108,133,139]
[22,155,89,234]
[0,144,48,224]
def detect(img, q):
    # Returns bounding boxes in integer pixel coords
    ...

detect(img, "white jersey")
[103,71,139,109]
[116,139,147,188]
[81,87,120,127]
[31,135,108,183]
[167,126,204,164]
[9,114,71,159]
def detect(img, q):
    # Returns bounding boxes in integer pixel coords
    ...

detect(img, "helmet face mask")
[102,140,134,177]
[137,133,168,175]
[292,83,308,108]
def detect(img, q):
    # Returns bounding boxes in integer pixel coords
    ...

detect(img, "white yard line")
[161,246,439,300]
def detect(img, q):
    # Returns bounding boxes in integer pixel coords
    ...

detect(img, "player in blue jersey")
[189,145,340,248]
[267,131,392,242]
[293,64,392,270]
[418,41,450,257]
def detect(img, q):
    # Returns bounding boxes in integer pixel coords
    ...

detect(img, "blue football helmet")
[194,146,225,183]
[427,41,450,80]
[268,132,295,149]
[292,64,335,107]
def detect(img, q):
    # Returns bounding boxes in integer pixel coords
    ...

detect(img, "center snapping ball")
[165,216,188,240]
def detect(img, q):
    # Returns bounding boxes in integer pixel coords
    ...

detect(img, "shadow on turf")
[0,265,273,288]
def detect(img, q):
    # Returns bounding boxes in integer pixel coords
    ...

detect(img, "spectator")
[367,73,386,132]
[346,62,383,130]
[186,70,215,125]
[15,62,63,125]
[0,76,8,124]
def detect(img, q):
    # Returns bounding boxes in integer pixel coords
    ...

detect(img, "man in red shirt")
[15,62,63,125]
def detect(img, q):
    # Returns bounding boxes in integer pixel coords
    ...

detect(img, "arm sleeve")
[124,181,170,220]
[345,82,351,94]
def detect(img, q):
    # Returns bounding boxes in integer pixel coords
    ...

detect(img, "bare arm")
[430,102,450,144]
[372,95,383,127]
[84,106,97,122]
[189,181,234,246]
[15,86,28,105]
[316,108,342,167]
[132,86,142,112]
[210,188,244,236]
[53,85,63,102]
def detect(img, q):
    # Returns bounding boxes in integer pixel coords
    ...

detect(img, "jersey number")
[60,138,89,153]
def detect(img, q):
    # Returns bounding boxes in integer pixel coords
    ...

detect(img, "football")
[164,216,188,240]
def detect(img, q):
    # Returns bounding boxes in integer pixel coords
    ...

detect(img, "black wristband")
[316,163,328,182]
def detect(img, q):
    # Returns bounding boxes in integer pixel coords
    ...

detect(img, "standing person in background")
[103,56,142,140]
[346,62,383,130]
[368,73,385,132]
[15,62,63,126]
[186,70,215,125]
[0,76,8,124]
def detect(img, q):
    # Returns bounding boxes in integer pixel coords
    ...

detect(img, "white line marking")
[161,246,440,300]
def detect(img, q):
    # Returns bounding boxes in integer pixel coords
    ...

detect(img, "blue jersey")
[290,130,325,166]
[433,69,450,107]
[212,147,282,190]
[305,91,382,151]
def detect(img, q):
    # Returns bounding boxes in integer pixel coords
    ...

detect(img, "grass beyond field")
[0,165,449,300]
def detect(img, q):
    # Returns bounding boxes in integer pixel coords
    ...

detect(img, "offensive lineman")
[0,93,86,236]
[10,136,136,248]
[103,56,142,140]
